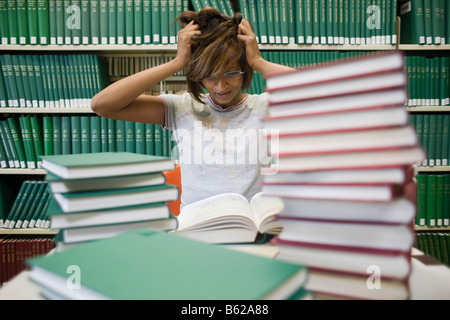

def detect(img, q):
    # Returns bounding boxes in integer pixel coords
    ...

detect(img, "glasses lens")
[202,71,243,82]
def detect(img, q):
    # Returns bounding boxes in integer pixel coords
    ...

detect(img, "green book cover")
[256,0,268,43]
[27,229,308,300]
[223,0,234,16]
[115,119,125,151]
[168,0,176,44]
[246,0,260,43]
[70,116,81,154]
[144,123,154,155]
[19,55,33,107]
[30,116,44,166]
[134,0,143,44]
[7,117,27,168]
[29,187,50,228]
[70,0,82,44]
[142,0,151,43]
[31,55,45,108]
[265,0,275,43]
[21,181,48,228]
[52,115,62,155]
[0,120,14,167]
[25,55,39,108]
[160,0,168,44]
[49,0,57,44]
[11,55,26,107]
[135,121,145,154]
[27,0,39,44]
[107,118,115,152]
[0,0,9,44]
[0,179,15,226]
[90,0,100,44]
[14,180,42,228]
[426,174,437,226]
[150,0,159,43]
[423,0,432,44]
[272,0,281,43]
[431,0,442,44]
[90,116,101,153]
[124,120,135,153]
[443,174,450,226]
[19,116,38,168]
[100,116,108,152]
[7,0,18,44]
[43,116,54,155]
[153,124,163,156]
[116,0,125,44]
[4,180,32,228]
[81,0,90,44]
[1,119,20,167]
[55,0,64,44]
[63,0,72,44]
[436,175,444,226]
[99,0,108,44]
[61,116,72,155]
[311,0,319,44]
[442,114,449,166]
[125,0,134,44]
[107,0,116,44]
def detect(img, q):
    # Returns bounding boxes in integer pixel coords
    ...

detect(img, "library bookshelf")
[0,2,449,272]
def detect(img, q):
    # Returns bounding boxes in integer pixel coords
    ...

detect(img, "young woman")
[91,8,294,208]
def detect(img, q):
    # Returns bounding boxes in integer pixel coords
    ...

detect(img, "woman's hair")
[177,8,253,103]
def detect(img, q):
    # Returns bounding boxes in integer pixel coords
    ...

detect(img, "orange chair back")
[163,164,181,216]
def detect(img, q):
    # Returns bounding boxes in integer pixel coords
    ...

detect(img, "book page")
[176,193,256,230]
[249,192,284,230]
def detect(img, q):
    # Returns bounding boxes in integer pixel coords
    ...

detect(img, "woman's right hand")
[175,21,201,68]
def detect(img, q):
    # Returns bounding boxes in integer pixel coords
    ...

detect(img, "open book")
[171,192,284,244]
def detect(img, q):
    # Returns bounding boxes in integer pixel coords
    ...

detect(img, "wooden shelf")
[415,226,450,231]
[0,107,94,114]
[0,168,46,175]
[417,166,450,173]
[398,44,450,51]
[405,106,450,112]
[0,228,58,235]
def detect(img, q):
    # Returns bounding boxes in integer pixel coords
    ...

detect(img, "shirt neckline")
[206,93,248,112]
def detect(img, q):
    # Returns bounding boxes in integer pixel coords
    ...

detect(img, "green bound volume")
[143,0,151,43]
[125,0,134,44]
[90,0,100,44]
[81,0,90,44]
[134,0,143,44]
[151,0,160,43]
[116,0,125,44]
[99,0,109,44]
[27,229,308,300]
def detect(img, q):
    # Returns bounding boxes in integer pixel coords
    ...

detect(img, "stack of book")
[26,228,309,300]
[261,51,425,300]
[41,152,179,245]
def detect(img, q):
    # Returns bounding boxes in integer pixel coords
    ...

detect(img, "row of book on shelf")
[1,180,52,229]
[415,231,450,267]
[410,114,450,167]
[0,0,192,45]
[0,116,175,169]
[404,56,450,107]
[0,54,109,109]
[0,235,56,286]
[239,0,398,45]
[416,173,450,227]
[399,0,450,45]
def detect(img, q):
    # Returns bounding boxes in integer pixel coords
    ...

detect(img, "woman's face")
[201,64,245,108]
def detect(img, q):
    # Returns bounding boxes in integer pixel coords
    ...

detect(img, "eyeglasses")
[201,70,245,82]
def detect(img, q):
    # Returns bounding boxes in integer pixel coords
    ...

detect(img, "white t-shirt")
[160,92,271,207]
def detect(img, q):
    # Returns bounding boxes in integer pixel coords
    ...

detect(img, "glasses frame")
[200,70,245,83]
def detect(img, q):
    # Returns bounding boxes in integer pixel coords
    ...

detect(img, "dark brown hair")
[177,8,253,103]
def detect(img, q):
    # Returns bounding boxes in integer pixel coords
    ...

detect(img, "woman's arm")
[237,19,295,77]
[91,21,201,125]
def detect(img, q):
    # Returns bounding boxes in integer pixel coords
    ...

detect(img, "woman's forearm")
[91,57,185,117]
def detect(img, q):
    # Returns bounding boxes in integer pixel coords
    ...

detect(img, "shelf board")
[405,106,450,112]
[0,107,94,114]
[398,44,450,51]
[0,44,179,52]
[1,43,398,52]
[0,228,58,235]
[415,226,450,231]
[417,166,450,172]
[0,168,46,175]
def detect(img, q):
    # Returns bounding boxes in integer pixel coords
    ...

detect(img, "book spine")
[99,0,108,44]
